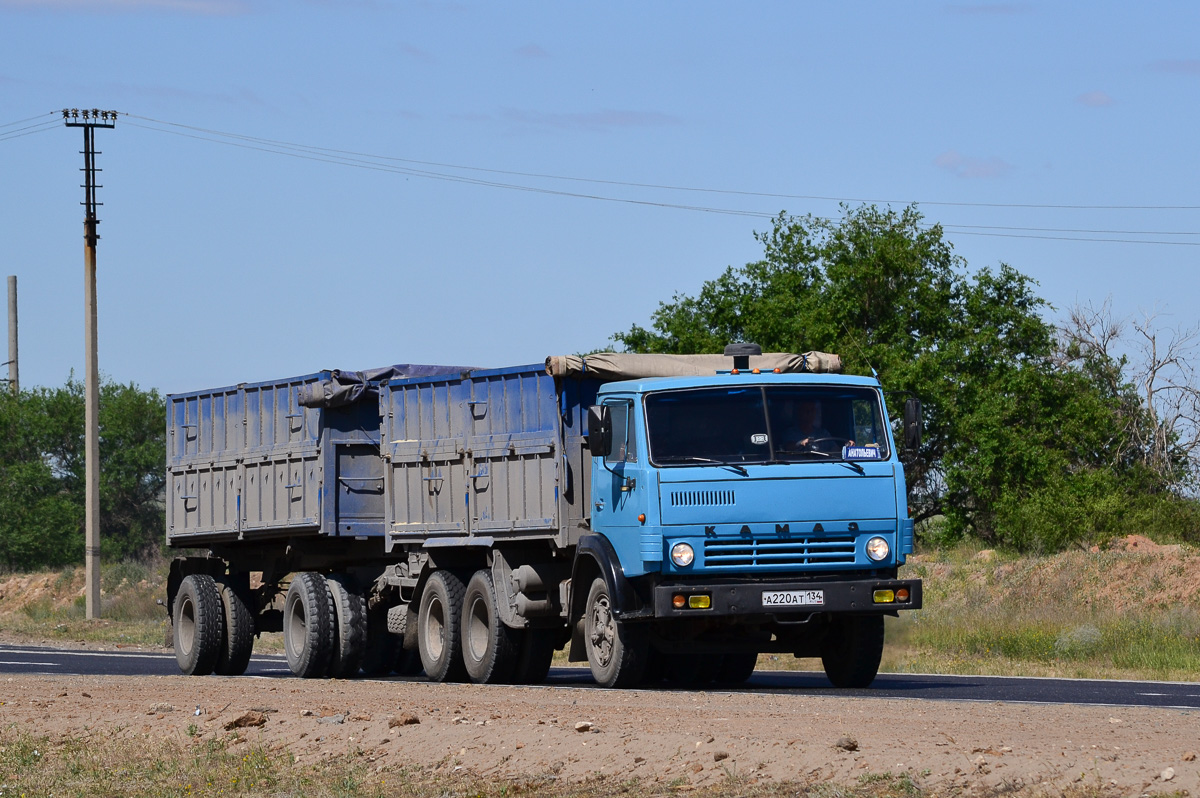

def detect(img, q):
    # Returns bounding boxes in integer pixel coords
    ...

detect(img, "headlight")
[670,542,695,567]
[865,536,890,562]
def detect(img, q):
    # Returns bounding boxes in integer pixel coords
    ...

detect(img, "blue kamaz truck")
[166,345,922,688]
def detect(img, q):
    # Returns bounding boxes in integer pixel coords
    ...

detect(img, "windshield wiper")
[657,455,749,476]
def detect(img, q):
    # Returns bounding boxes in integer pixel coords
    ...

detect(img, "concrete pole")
[84,234,101,619]
[6,276,16,394]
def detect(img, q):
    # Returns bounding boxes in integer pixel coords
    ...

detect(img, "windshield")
[644,385,890,466]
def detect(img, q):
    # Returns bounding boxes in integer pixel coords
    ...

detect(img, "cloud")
[498,108,680,133]
[1153,59,1200,76]
[514,44,549,59]
[944,3,1031,15]
[1076,90,1114,107]
[934,150,1015,179]
[0,0,247,11]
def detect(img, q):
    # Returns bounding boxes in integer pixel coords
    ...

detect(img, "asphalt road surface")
[2,643,1198,710]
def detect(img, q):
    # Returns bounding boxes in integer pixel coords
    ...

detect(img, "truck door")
[592,399,649,574]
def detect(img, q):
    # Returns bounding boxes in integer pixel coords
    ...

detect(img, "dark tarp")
[297,364,471,409]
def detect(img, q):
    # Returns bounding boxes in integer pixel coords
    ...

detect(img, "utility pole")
[63,108,116,620]
[5,276,15,394]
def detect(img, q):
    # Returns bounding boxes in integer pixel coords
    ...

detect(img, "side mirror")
[903,398,922,451]
[587,405,612,458]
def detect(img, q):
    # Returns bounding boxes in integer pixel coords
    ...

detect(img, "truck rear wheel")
[214,579,254,676]
[327,575,367,679]
[418,570,468,682]
[461,570,519,684]
[284,572,335,678]
[584,576,648,688]
[820,614,884,688]
[511,628,557,685]
[174,574,225,676]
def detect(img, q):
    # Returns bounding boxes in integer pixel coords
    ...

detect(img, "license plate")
[761,589,824,607]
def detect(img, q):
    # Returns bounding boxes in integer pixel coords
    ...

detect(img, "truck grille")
[669,489,735,507]
[704,535,856,568]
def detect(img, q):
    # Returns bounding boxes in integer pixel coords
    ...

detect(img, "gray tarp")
[297,364,471,408]
[544,351,841,380]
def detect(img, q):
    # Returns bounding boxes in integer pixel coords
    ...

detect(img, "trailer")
[166,346,922,687]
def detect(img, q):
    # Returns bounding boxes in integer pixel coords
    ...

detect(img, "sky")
[1,1,1198,395]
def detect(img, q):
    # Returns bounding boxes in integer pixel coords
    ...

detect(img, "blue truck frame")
[165,351,922,688]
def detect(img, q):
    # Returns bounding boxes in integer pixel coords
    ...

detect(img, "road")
[2,642,1198,710]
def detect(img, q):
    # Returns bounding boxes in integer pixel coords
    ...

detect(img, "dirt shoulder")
[1,673,1195,795]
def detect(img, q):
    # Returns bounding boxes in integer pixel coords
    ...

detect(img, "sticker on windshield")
[842,445,882,460]
[750,433,768,445]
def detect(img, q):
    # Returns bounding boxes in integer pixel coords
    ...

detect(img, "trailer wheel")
[460,571,519,684]
[584,576,648,688]
[511,628,557,685]
[326,575,367,679]
[820,614,884,688]
[214,580,254,676]
[284,572,335,678]
[715,652,759,685]
[174,574,225,676]
[418,570,468,682]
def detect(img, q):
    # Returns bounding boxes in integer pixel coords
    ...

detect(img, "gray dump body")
[166,365,466,548]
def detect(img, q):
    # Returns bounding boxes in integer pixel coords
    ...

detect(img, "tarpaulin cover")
[297,364,471,408]
[544,351,842,379]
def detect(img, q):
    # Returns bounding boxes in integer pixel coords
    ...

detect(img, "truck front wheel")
[819,614,884,688]
[584,576,648,688]
[174,574,225,676]
[418,570,468,682]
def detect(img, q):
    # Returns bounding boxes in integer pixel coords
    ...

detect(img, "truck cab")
[575,361,921,688]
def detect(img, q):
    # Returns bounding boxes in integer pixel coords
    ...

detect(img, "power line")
[124,112,1200,213]
[0,119,61,142]
[0,112,57,130]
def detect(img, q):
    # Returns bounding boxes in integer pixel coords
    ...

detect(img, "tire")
[173,574,225,676]
[214,579,254,676]
[326,575,367,679]
[361,604,399,676]
[820,614,885,688]
[715,652,759,685]
[284,572,335,678]
[461,570,520,684]
[418,571,468,682]
[584,576,648,688]
[511,628,557,685]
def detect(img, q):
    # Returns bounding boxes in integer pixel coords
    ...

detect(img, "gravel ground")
[1,672,1197,794]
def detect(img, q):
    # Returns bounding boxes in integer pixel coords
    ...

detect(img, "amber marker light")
[688,595,712,609]
[773,368,781,373]
[752,368,761,374]
[873,589,896,603]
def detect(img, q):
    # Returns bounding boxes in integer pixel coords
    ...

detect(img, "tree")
[0,379,165,570]
[614,205,1190,550]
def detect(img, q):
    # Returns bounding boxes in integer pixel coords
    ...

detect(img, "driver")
[794,399,831,449]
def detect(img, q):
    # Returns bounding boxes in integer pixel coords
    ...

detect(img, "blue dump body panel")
[381,365,600,552]
[165,366,466,546]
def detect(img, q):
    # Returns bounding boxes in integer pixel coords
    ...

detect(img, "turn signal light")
[673,594,686,608]
[896,588,910,602]
[873,589,896,603]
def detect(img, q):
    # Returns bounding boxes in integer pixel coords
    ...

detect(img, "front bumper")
[651,577,922,618]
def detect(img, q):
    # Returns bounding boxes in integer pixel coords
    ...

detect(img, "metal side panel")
[243,376,322,454]
[332,443,386,537]
[168,387,245,466]
[240,453,322,534]
[167,462,240,537]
